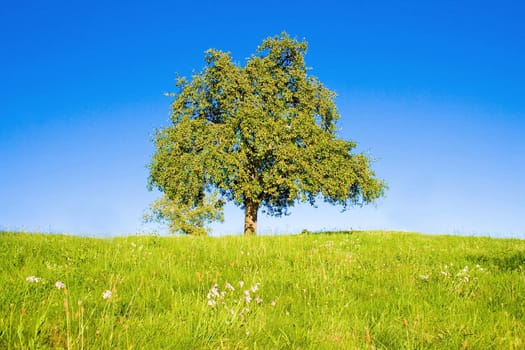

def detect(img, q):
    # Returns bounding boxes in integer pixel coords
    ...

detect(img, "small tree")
[148,32,385,235]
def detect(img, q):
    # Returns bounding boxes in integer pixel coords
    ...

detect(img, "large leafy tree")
[148,33,385,235]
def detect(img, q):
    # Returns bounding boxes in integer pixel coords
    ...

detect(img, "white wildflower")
[456,266,469,277]
[55,281,65,289]
[251,283,259,293]
[26,276,40,283]
[255,296,263,304]
[271,300,276,306]
[207,299,216,306]
[102,290,112,299]
[239,281,245,288]
[225,282,235,291]
[207,284,220,299]
[243,290,252,303]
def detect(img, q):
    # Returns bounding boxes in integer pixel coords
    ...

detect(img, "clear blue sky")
[1,0,524,238]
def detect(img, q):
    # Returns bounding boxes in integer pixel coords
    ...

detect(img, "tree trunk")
[243,200,258,236]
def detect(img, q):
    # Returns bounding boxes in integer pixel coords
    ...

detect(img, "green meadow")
[0,231,524,349]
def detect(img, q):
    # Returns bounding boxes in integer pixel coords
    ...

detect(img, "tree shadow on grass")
[300,229,354,235]
[467,251,525,271]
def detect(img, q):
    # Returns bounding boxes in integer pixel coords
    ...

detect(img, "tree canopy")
[148,32,386,235]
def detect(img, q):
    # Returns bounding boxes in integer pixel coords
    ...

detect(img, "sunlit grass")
[0,231,524,348]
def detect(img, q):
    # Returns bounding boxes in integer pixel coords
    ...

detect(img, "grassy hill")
[0,231,524,349]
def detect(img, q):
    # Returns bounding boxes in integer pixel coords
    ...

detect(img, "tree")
[148,32,385,235]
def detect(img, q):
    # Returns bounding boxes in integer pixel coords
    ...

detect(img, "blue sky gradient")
[1,1,524,237]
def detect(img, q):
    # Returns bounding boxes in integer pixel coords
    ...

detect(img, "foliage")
[1,231,524,348]
[144,192,224,236]
[148,32,385,235]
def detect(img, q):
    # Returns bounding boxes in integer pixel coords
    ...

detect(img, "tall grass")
[0,231,524,348]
